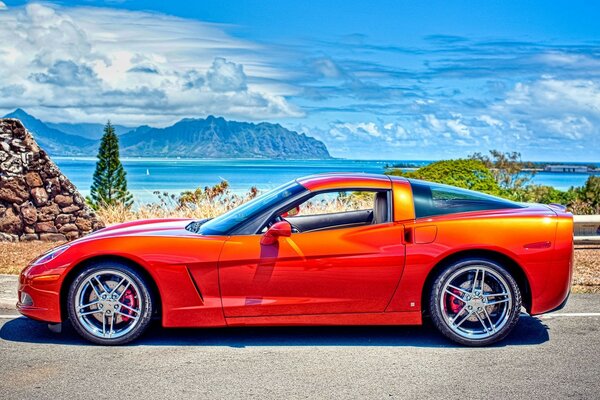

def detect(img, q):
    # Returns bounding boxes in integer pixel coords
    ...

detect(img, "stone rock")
[0,179,28,203]
[59,223,78,233]
[65,231,79,241]
[55,214,72,225]
[24,171,43,187]
[37,204,60,222]
[35,221,58,233]
[46,177,61,196]
[39,233,67,242]
[54,194,73,207]
[30,187,49,206]
[75,217,92,232]
[20,202,37,225]
[0,118,105,241]
[0,232,19,242]
[0,158,23,175]
[0,207,23,234]
[61,205,80,213]
[20,234,39,241]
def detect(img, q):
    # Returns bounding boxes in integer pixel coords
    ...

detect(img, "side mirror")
[261,220,292,245]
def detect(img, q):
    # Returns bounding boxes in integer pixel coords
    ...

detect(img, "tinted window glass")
[409,179,523,218]
[198,181,305,235]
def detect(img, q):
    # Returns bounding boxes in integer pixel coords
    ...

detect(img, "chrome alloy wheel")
[439,265,513,340]
[75,269,143,339]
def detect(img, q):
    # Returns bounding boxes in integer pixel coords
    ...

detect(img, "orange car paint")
[17,174,573,328]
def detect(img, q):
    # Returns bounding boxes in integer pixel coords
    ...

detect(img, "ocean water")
[53,157,598,204]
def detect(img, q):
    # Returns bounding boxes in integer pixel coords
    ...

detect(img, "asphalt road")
[1,295,599,399]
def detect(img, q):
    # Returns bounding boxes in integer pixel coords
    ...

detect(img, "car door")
[218,190,406,318]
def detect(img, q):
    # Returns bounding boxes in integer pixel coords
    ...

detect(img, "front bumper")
[17,271,62,323]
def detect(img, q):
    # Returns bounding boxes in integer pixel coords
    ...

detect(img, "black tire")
[428,258,522,346]
[67,261,154,345]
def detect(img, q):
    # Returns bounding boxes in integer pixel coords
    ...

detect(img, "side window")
[410,180,523,218]
[290,191,374,216]
[280,190,390,233]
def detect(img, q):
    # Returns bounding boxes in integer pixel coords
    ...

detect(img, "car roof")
[296,172,407,191]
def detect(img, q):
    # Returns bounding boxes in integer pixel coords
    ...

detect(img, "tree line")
[387,150,600,214]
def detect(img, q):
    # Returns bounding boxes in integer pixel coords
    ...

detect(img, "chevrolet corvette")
[17,173,573,346]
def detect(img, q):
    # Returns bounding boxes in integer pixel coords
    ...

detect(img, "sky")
[1,1,600,161]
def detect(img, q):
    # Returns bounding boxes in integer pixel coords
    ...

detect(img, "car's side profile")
[17,173,573,346]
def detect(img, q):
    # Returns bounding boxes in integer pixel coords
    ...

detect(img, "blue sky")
[1,1,599,161]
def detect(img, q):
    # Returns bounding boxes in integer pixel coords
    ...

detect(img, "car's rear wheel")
[429,258,522,346]
[67,261,153,345]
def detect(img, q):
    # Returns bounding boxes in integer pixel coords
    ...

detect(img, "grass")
[0,241,65,275]
[1,240,598,294]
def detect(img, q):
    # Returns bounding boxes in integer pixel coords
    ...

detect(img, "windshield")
[198,181,306,235]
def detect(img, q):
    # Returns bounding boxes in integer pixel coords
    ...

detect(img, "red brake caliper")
[121,289,137,322]
[447,288,463,314]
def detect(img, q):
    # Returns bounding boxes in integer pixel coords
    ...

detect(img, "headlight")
[31,244,70,266]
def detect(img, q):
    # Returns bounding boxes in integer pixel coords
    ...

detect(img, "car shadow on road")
[1,315,549,348]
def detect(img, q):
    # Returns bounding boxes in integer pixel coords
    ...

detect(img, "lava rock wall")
[0,119,104,241]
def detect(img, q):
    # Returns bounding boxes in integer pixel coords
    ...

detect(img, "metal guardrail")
[573,215,600,244]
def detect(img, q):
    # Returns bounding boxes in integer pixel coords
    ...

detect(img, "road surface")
[1,294,599,399]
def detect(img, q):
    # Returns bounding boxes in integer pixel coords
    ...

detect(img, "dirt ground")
[0,241,598,293]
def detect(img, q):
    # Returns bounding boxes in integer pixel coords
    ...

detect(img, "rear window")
[409,179,523,218]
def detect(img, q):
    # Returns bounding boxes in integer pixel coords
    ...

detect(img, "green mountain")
[47,121,133,139]
[3,109,95,155]
[119,116,331,159]
[2,109,331,159]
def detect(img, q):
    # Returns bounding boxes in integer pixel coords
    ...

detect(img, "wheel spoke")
[445,289,465,302]
[110,277,129,296]
[115,309,139,321]
[471,268,480,293]
[474,311,489,333]
[92,276,108,296]
[118,302,140,315]
[453,310,473,328]
[486,298,509,306]
[77,308,103,317]
[482,307,496,333]
[448,284,470,297]
[117,283,131,300]
[484,292,509,298]
[109,313,115,338]
[480,270,486,292]
[88,279,102,298]
[79,300,100,309]
[102,314,107,337]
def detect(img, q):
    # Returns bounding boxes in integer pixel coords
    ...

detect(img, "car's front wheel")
[67,261,153,345]
[429,258,522,346]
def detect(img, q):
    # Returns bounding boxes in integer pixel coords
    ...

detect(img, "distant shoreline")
[53,156,600,166]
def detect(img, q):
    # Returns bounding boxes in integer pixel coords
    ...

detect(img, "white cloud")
[425,114,443,130]
[312,57,343,79]
[477,114,503,127]
[0,3,301,125]
[446,118,471,138]
[0,1,7,10]
[495,77,600,142]
[206,57,248,92]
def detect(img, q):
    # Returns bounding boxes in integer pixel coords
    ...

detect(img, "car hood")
[73,218,204,243]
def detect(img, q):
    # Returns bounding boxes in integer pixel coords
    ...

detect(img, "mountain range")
[1,109,331,159]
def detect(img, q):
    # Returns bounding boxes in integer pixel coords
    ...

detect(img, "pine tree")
[87,121,133,210]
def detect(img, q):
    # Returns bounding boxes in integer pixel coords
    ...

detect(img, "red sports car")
[17,173,573,346]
